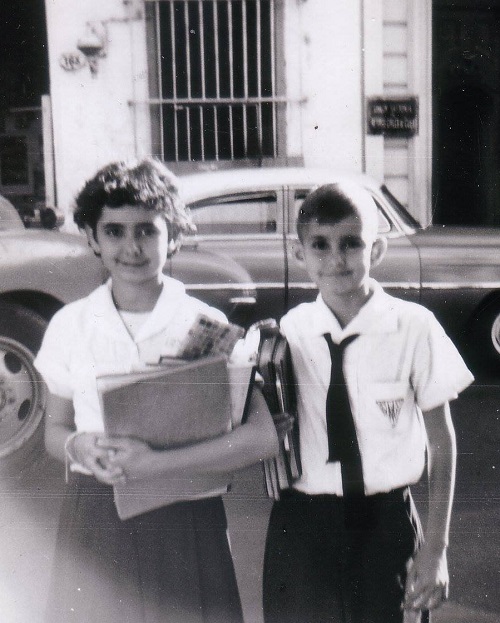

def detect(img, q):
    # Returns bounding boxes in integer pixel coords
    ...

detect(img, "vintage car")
[1,166,500,469]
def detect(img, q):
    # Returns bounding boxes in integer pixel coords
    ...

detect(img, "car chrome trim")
[185,281,500,293]
[421,282,500,290]
[229,296,257,305]
[186,283,258,291]
[288,282,421,290]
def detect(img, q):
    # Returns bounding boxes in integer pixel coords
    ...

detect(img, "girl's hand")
[97,437,155,482]
[68,432,125,485]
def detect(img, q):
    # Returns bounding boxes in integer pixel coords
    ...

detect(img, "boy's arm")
[44,393,125,485]
[102,387,280,480]
[404,401,456,613]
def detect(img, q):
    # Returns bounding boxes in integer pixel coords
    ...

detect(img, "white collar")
[88,275,187,341]
[311,279,399,341]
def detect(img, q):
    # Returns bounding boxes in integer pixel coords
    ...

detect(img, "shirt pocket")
[366,381,409,430]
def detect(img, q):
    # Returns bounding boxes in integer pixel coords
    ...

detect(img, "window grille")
[143,0,289,164]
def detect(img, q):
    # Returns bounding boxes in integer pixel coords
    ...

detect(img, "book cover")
[97,355,234,520]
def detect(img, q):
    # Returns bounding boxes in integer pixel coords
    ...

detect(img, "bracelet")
[64,431,81,464]
[64,431,92,482]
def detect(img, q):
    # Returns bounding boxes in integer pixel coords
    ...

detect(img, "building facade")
[4,1,500,229]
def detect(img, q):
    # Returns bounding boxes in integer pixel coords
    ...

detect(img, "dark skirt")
[45,473,243,623]
[263,487,428,623]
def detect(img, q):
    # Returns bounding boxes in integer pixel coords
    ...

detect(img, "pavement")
[0,380,498,623]
[225,380,500,623]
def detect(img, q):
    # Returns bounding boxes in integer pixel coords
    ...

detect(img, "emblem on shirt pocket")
[376,399,404,427]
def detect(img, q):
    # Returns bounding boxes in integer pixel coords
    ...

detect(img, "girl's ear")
[370,236,388,268]
[84,224,101,256]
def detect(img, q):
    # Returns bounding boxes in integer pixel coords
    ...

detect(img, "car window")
[189,192,279,235]
[291,189,392,234]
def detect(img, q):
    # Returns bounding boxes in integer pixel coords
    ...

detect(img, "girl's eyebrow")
[101,221,155,227]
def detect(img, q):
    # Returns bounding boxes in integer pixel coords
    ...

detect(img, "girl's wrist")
[65,431,82,464]
[65,431,95,465]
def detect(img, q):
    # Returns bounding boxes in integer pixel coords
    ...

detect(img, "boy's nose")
[328,249,347,268]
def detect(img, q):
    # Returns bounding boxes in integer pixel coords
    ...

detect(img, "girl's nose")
[123,233,141,255]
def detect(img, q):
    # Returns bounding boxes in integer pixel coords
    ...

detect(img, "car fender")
[0,230,106,306]
[169,244,257,320]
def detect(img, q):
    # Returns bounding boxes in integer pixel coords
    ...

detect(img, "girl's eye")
[136,224,158,237]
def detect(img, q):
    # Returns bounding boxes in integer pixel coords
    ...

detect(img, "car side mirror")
[40,207,65,230]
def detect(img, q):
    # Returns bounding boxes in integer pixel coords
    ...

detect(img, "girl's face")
[86,205,170,290]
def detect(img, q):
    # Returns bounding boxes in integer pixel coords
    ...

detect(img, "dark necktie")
[324,333,365,498]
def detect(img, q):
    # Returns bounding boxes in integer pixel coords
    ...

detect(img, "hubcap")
[491,313,500,356]
[0,338,45,458]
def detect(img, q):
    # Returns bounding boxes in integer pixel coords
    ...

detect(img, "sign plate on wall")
[367,98,418,137]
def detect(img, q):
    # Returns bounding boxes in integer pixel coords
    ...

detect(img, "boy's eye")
[311,238,329,251]
[102,224,124,238]
[341,236,364,251]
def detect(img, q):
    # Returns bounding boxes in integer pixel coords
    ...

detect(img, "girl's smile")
[86,205,170,311]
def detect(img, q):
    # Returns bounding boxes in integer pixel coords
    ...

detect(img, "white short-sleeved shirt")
[34,275,230,433]
[281,279,474,496]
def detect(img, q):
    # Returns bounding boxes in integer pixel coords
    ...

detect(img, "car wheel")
[468,301,500,374]
[0,303,47,474]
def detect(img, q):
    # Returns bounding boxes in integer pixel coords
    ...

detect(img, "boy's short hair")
[74,158,196,254]
[296,182,379,242]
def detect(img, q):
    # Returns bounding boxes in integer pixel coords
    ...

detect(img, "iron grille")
[144,0,287,163]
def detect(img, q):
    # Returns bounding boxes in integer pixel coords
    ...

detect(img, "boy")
[34,158,279,623]
[262,183,473,623]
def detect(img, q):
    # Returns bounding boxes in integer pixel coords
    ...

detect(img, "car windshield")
[381,185,422,230]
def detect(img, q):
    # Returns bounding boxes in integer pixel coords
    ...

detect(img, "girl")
[34,159,279,623]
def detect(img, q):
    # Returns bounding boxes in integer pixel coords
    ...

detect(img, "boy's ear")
[84,224,101,255]
[370,236,387,268]
[293,240,306,265]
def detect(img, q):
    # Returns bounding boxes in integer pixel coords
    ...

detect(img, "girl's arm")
[404,401,456,613]
[44,392,125,485]
[103,387,280,480]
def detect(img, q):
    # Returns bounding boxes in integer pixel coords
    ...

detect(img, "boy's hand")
[404,545,449,613]
[69,432,125,485]
[97,437,154,481]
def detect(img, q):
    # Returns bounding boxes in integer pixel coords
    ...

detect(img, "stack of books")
[97,315,251,520]
[256,320,301,500]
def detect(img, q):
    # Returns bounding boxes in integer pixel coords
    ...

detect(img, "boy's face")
[296,215,386,307]
[86,205,170,288]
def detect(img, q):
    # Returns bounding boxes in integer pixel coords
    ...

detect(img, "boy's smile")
[297,216,386,319]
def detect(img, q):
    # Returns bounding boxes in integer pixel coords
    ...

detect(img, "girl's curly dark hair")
[74,158,196,256]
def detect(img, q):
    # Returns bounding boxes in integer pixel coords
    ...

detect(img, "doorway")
[0,1,49,223]
[432,0,500,226]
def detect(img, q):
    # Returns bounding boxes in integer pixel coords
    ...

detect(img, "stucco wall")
[45,0,148,221]
[285,0,364,173]
[45,0,431,225]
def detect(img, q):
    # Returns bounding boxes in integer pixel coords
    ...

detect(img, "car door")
[284,186,421,312]
[169,188,287,327]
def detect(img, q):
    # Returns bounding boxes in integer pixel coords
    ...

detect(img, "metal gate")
[144,0,287,164]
